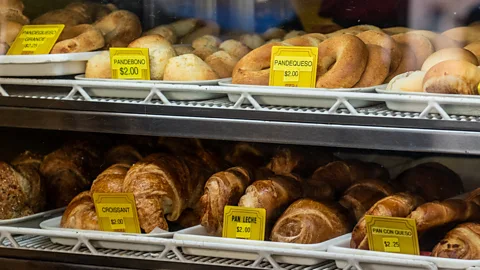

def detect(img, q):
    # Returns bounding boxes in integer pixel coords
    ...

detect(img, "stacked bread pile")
[85,34,251,81]
[0,0,30,54]
[232,24,480,90]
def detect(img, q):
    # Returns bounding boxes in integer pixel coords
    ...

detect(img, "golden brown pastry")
[393,162,464,201]
[465,41,480,63]
[351,192,425,250]
[423,60,480,95]
[51,24,105,54]
[105,145,142,167]
[60,191,99,230]
[270,199,351,244]
[408,199,480,234]
[0,20,22,46]
[85,51,111,79]
[421,48,478,72]
[239,34,265,50]
[200,167,253,236]
[142,25,177,44]
[192,35,221,60]
[205,51,238,78]
[90,164,130,194]
[164,54,219,81]
[432,222,480,259]
[93,10,142,48]
[340,178,396,221]
[33,9,87,27]
[266,147,334,177]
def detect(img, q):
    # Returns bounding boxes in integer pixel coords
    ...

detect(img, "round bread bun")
[33,9,88,26]
[205,50,238,78]
[174,45,194,56]
[0,0,24,12]
[168,19,199,38]
[465,41,480,63]
[262,27,286,41]
[85,51,111,79]
[192,35,221,60]
[327,29,362,38]
[409,30,461,50]
[0,20,22,45]
[392,33,435,70]
[93,10,142,48]
[384,44,417,83]
[219,39,250,60]
[421,48,478,72]
[357,30,402,73]
[180,20,220,44]
[442,26,480,45]
[423,60,480,95]
[348,24,382,32]
[128,35,176,80]
[316,34,368,88]
[164,54,219,81]
[239,34,265,50]
[383,27,412,36]
[142,26,177,44]
[51,24,105,54]
[387,71,426,92]
[284,30,306,40]
[354,44,391,87]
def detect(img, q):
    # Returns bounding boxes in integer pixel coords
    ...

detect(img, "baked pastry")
[384,44,417,83]
[387,71,426,92]
[164,54,219,81]
[270,199,351,244]
[64,2,117,22]
[192,35,221,60]
[85,51,111,79]
[351,192,425,250]
[200,167,253,236]
[356,30,401,73]
[340,178,396,221]
[262,28,286,41]
[93,10,142,48]
[432,222,480,259]
[60,191,99,230]
[392,162,464,201]
[128,35,176,80]
[421,48,478,72]
[219,39,250,60]
[266,147,334,177]
[90,164,130,194]
[51,24,105,54]
[443,26,480,45]
[465,41,480,62]
[168,19,199,38]
[423,60,480,95]
[33,9,87,27]
[142,26,177,44]
[205,51,238,79]
[239,34,265,50]
[408,199,480,234]
[0,20,22,46]
[392,33,435,70]
[105,145,142,167]
[0,152,45,219]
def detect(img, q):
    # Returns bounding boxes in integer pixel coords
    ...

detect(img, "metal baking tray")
[219,79,383,108]
[174,225,350,265]
[75,75,226,100]
[0,52,102,77]
[0,208,64,228]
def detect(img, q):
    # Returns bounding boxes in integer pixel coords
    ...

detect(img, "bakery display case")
[2,0,480,269]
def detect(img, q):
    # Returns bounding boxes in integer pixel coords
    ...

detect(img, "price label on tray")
[269,46,318,88]
[93,193,141,233]
[365,215,420,255]
[110,48,150,80]
[222,206,266,241]
[7,25,64,55]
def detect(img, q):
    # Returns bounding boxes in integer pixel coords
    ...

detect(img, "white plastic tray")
[174,225,350,265]
[220,79,383,108]
[75,75,225,100]
[40,216,182,252]
[0,52,102,77]
[329,234,480,270]
[0,208,64,228]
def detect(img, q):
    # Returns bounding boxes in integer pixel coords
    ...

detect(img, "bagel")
[168,19,199,38]
[174,45,194,56]
[423,60,480,95]
[142,26,177,44]
[128,35,176,80]
[0,0,24,12]
[357,30,402,73]
[205,50,238,78]
[239,34,265,49]
[93,10,142,48]
[384,44,417,83]
[387,71,426,92]
[219,39,250,60]
[354,44,391,87]
[392,33,434,70]
[382,27,412,36]
[284,30,306,40]
[409,30,461,50]
[0,8,29,25]
[262,27,286,41]
[421,48,478,72]
[164,54,219,81]
[180,20,220,44]
[465,41,480,63]
[85,51,111,79]
[51,24,105,54]
[443,26,480,45]
[316,34,368,88]
[0,20,22,46]
[33,9,88,26]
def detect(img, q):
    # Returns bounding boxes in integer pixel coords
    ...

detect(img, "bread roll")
[423,60,480,95]
[93,10,142,48]
[443,26,480,45]
[164,54,219,81]
[270,199,351,244]
[85,51,111,79]
[262,28,286,41]
[205,51,238,78]
[51,24,105,54]
[168,19,199,38]
[387,71,426,92]
[432,222,480,259]
[174,45,194,56]
[421,48,478,72]
[142,26,177,44]
[33,9,88,27]
[465,41,480,63]
[239,34,265,49]
[219,39,250,60]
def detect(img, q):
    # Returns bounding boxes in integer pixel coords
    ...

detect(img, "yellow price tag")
[366,215,420,255]
[222,206,266,241]
[269,46,318,88]
[110,48,150,80]
[93,193,141,233]
[7,25,64,55]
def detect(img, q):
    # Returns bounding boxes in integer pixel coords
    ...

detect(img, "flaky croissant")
[432,222,480,259]
[351,192,424,250]
[200,167,253,236]
[270,199,351,244]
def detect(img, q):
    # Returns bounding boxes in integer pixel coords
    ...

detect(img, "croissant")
[61,164,130,230]
[0,151,45,219]
[432,222,480,259]
[408,199,480,234]
[351,192,425,250]
[104,145,142,167]
[238,175,303,224]
[200,167,253,236]
[266,147,334,177]
[340,178,396,221]
[270,199,351,244]
[465,188,480,206]
[393,162,464,201]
